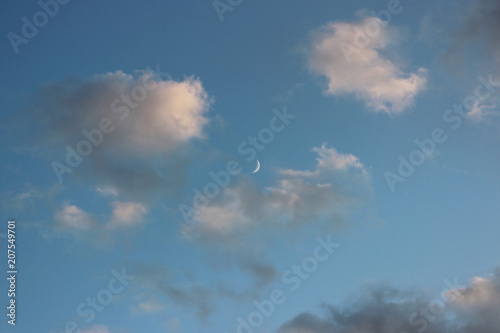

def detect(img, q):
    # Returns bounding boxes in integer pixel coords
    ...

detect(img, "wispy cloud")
[129,296,166,316]
[81,325,110,333]
[96,186,119,197]
[466,97,498,123]
[130,263,219,320]
[183,143,370,242]
[182,143,371,288]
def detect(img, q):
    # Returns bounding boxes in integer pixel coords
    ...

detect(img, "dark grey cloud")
[447,0,500,65]
[459,0,500,51]
[278,269,500,333]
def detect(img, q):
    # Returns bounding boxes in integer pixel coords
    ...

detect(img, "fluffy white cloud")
[109,201,148,228]
[33,69,212,197]
[308,17,427,114]
[106,74,210,154]
[449,272,500,329]
[38,70,210,154]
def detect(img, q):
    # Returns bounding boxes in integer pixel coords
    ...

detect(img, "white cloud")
[55,203,94,230]
[450,272,500,329]
[109,201,148,228]
[52,200,148,244]
[130,297,166,316]
[33,69,212,197]
[183,143,371,241]
[96,186,119,197]
[192,203,249,234]
[38,70,211,154]
[106,74,210,154]
[280,143,366,177]
[455,276,495,304]
[467,98,498,123]
[308,17,427,114]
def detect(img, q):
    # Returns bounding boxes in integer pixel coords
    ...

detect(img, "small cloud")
[55,203,95,230]
[467,98,498,123]
[109,201,148,228]
[130,297,166,316]
[16,192,31,200]
[50,200,149,246]
[96,186,119,197]
[280,143,366,177]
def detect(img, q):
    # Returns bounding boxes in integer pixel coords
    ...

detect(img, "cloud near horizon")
[278,269,500,333]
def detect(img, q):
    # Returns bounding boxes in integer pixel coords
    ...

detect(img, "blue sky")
[1,0,500,332]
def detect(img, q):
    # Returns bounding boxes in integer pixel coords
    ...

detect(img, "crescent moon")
[251,160,261,173]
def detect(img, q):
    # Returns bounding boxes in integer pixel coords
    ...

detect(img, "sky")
[1,0,500,332]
